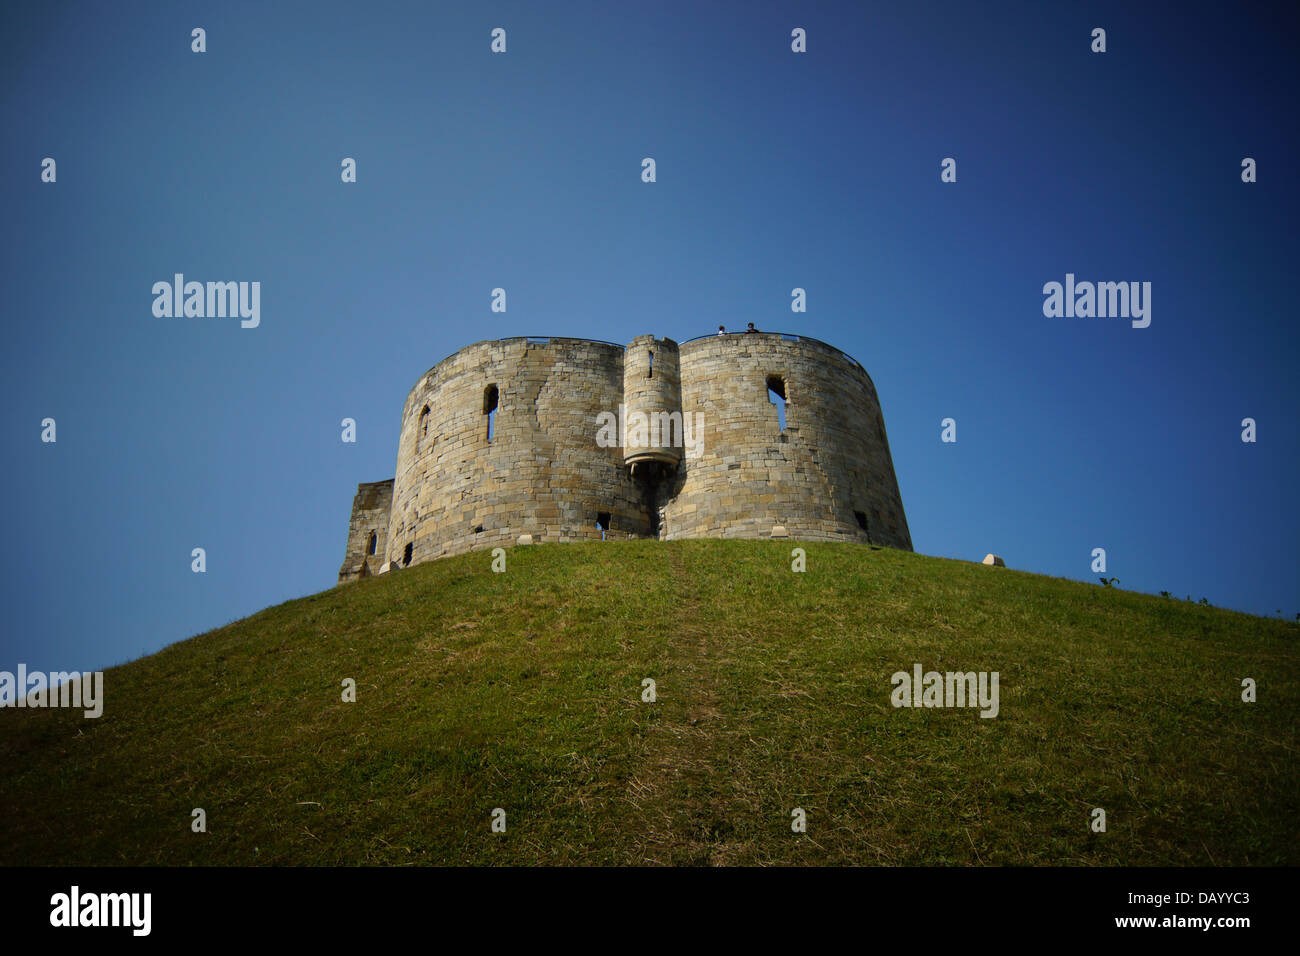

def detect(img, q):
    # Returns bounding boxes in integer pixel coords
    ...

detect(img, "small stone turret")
[622,335,682,478]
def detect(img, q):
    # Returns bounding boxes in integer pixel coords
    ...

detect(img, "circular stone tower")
[661,332,912,549]
[384,337,653,565]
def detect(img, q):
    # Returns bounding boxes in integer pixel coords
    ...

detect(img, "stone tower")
[339,332,910,582]
[622,335,683,476]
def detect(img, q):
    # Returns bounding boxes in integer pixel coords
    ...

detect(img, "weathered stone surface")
[338,333,912,582]
[982,554,1006,567]
[338,480,394,583]
[663,334,910,549]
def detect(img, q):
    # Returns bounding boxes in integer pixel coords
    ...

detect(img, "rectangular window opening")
[767,375,787,432]
[484,384,499,443]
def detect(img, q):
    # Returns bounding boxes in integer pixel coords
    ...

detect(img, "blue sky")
[2,1,1296,673]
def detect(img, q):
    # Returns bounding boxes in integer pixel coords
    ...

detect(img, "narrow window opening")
[648,351,654,378]
[367,532,378,555]
[854,511,868,532]
[484,384,499,443]
[766,375,787,432]
[417,405,431,452]
[596,511,612,541]
[402,542,413,566]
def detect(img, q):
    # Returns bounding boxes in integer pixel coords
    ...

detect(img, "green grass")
[1,540,1295,866]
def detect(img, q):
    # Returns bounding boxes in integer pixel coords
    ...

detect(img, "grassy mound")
[1,539,1294,865]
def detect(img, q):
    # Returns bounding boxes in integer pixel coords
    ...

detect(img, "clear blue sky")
[2,1,1296,674]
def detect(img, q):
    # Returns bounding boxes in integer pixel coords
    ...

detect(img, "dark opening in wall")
[474,525,484,533]
[596,511,611,540]
[367,532,377,555]
[855,511,868,532]
[402,543,413,566]
[484,384,499,442]
[648,351,654,378]
[767,375,788,432]
[417,405,431,451]
[632,467,663,538]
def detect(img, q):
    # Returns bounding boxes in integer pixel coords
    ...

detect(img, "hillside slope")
[1,540,1295,866]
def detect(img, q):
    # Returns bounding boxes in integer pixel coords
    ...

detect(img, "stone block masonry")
[338,333,910,583]
[338,479,394,582]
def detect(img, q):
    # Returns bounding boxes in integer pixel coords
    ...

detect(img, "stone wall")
[338,332,911,581]
[337,479,395,582]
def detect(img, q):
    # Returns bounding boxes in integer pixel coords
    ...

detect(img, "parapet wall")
[338,331,911,582]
